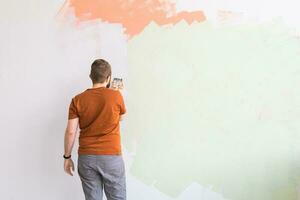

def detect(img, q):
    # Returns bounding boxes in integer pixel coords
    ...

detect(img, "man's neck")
[92,83,106,88]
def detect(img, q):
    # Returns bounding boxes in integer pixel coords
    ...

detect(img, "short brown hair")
[89,59,111,84]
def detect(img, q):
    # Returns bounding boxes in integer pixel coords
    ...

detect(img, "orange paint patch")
[58,0,206,38]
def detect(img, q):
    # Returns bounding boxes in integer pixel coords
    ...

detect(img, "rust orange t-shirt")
[68,86,126,155]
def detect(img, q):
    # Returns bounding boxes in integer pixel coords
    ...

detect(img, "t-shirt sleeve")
[117,91,126,115]
[68,98,79,119]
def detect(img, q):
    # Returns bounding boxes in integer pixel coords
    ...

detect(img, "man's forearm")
[64,131,76,156]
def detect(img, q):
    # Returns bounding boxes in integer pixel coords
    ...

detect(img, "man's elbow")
[65,129,76,136]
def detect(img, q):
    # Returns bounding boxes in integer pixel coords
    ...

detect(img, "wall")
[1,0,300,200]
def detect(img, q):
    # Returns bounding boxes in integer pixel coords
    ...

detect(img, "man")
[63,59,127,200]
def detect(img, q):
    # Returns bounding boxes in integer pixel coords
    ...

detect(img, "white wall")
[1,1,300,200]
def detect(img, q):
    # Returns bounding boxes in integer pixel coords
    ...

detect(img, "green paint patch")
[124,20,300,200]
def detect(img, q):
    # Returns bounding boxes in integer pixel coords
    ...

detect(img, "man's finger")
[67,167,73,176]
[64,164,73,176]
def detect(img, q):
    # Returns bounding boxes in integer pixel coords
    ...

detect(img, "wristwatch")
[63,154,71,159]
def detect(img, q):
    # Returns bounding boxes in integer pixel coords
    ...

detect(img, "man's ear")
[107,75,111,82]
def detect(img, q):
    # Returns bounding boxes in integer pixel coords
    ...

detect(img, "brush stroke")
[125,21,300,200]
[58,0,206,38]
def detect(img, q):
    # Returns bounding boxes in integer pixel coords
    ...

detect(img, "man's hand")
[111,79,124,91]
[111,86,123,92]
[64,158,75,176]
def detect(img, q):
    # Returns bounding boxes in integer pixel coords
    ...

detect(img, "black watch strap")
[63,154,71,159]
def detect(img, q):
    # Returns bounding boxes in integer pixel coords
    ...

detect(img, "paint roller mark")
[125,21,300,200]
[58,0,206,38]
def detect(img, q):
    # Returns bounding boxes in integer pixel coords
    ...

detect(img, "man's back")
[64,59,127,200]
[68,86,126,155]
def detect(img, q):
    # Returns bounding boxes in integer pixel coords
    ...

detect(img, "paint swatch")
[58,0,206,38]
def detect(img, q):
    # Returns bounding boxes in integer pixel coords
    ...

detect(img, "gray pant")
[77,154,126,200]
